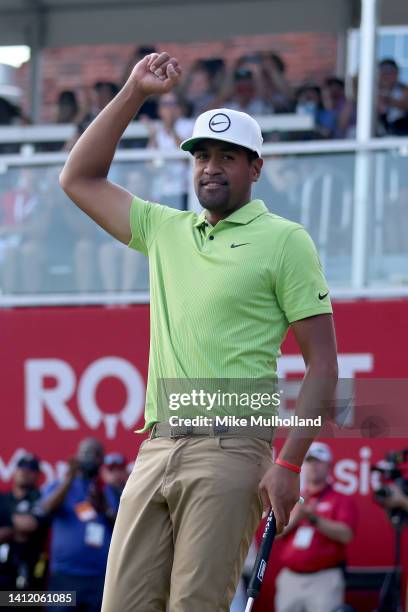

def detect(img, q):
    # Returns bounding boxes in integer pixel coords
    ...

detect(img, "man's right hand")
[259,463,300,534]
[128,52,182,98]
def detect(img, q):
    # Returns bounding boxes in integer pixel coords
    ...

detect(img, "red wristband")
[275,458,301,474]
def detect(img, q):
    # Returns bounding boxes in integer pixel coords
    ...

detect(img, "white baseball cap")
[305,442,332,463]
[180,108,263,157]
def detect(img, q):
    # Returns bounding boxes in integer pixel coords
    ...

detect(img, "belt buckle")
[170,425,192,438]
[170,425,195,438]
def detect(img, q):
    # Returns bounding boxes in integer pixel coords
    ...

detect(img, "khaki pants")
[275,567,345,612]
[101,435,273,612]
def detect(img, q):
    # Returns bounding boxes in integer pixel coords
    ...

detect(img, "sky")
[0,46,30,67]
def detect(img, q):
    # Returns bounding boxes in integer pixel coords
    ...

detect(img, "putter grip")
[246,511,277,599]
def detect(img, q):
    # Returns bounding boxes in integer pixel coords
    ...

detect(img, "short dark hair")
[58,90,78,106]
[17,454,40,471]
[94,81,119,97]
[380,58,398,70]
[136,45,156,57]
[325,77,345,89]
[246,149,259,163]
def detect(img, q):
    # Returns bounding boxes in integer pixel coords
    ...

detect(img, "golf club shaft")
[246,510,277,600]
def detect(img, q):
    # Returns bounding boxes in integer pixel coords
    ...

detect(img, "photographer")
[373,449,408,517]
[41,438,119,612]
[0,454,48,593]
[376,482,408,513]
[372,449,408,612]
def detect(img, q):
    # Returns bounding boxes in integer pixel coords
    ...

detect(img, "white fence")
[0,137,407,307]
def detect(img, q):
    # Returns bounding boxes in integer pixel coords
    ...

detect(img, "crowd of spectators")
[0,47,407,296]
[53,49,408,142]
[50,49,408,143]
[0,441,128,611]
[0,165,150,294]
[1,46,408,143]
[2,440,407,611]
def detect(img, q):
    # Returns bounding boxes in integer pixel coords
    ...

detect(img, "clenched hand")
[129,52,182,97]
[259,464,300,534]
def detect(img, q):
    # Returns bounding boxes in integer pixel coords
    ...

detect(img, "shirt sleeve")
[275,227,333,323]
[127,195,181,255]
[335,494,358,534]
[40,481,62,514]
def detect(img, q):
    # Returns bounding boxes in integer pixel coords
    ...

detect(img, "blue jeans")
[47,572,105,612]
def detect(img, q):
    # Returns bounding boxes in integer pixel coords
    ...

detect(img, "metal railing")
[0,114,314,153]
[0,137,407,307]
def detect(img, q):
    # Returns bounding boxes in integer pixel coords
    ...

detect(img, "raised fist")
[128,52,182,97]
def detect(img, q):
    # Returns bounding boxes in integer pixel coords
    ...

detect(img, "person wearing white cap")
[275,442,357,612]
[60,51,338,612]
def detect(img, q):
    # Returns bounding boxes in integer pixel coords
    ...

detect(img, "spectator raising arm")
[41,458,79,515]
[59,52,182,244]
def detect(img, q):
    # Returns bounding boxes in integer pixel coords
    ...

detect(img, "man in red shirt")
[275,442,357,612]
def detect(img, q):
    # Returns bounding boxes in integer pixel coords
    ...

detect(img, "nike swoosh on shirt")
[318,292,329,300]
[230,243,251,248]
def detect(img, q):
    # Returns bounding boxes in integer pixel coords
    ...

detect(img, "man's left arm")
[277,314,338,464]
[259,228,338,533]
[259,314,338,533]
[310,515,353,544]
[311,493,357,544]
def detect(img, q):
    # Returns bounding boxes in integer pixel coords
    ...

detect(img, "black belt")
[150,422,274,443]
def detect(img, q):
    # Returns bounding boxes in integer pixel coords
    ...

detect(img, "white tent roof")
[0,0,406,48]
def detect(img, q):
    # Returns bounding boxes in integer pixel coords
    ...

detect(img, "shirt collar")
[193,199,268,227]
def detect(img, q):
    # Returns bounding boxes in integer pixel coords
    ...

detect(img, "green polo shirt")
[128,196,332,430]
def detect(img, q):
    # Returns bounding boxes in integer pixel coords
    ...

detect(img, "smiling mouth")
[202,182,227,188]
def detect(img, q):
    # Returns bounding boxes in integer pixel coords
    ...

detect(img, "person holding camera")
[0,454,48,595]
[376,482,408,513]
[41,438,119,612]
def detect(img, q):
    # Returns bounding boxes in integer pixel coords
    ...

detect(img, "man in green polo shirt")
[60,51,338,612]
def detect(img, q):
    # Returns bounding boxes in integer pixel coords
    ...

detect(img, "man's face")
[235,77,256,104]
[193,140,262,213]
[158,93,181,124]
[303,458,330,486]
[77,438,104,475]
[379,64,398,89]
[188,70,211,97]
[13,467,39,489]
[328,82,344,104]
[102,465,128,488]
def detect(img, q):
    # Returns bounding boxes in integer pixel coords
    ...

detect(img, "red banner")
[1,299,408,609]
